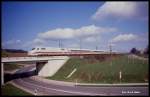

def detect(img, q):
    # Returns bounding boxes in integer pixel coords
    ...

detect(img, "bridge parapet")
[2,56,69,63]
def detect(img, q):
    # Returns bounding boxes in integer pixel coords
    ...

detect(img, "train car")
[28,47,70,56]
[28,47,109,56]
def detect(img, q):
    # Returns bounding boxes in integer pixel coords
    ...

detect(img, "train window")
[41,48,46,50]
[37,48,39,50]
[32,48,35,50]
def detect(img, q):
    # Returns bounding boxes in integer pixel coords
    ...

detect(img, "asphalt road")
[11,65,148,96]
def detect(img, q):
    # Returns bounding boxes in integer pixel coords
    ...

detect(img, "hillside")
[2,49,28,57]
[48,55,148,83]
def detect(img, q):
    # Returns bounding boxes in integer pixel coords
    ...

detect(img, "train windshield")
[32,48,35,50]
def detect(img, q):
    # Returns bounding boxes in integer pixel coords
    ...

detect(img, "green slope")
[48,55,148,83]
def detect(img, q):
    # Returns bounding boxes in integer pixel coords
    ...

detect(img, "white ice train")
[28,47,106,56]
[28,47,92,56]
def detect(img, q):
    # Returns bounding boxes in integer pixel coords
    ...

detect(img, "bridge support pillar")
[1,62,4,86]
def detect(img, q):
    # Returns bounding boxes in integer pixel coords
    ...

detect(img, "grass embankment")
[48,55,148,83]
[1,83,32,96]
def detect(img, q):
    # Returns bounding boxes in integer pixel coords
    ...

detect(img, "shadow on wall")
[36,62,47,74]
[4,70,37,83]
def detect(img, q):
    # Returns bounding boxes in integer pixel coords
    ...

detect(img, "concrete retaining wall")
[37,56,69,77]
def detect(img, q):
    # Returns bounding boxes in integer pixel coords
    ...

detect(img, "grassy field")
[48,55,148,83]
[1,83,32,96]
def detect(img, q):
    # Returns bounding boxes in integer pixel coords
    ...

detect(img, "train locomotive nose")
[28,51,35,56]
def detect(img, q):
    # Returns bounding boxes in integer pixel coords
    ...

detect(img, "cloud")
[38,28,74,39]
[66,43,80,49]
[38,25,117,40]
[108,43,116,47]
[32,38,46,45]
[3,39,21,45]
[111,34,138,43]
[23,25,117,49]
[2,39,22,49]
[23,38,46,48]
[16,40,21,43]
[84,36,96,42]
[92,2,148,20]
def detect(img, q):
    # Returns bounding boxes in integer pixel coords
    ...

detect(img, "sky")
[2,1,148,52]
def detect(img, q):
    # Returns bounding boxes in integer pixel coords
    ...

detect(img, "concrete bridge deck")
[2,56,68,63]
[1,56,69,85]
